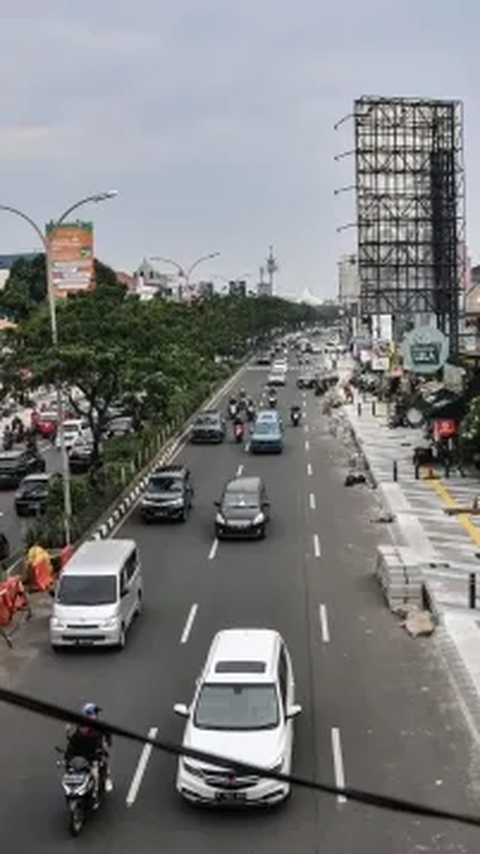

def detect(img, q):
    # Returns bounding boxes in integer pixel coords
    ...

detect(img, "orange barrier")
[29,552,54,592]
[0,575,29,625]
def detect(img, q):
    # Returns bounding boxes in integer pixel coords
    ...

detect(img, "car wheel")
[135,593,143,617]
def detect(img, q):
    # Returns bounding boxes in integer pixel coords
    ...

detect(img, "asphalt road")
[0,364,479,853]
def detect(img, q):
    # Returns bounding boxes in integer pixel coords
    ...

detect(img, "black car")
[297,374,316,390]
[256,353,271,366]
[0,449,45,489]
[214,476,270,540]
[140,464,194,523]
[14,472,61,517]
[190,411,225,444]
[68,440,102,474]
[105,415,135,438]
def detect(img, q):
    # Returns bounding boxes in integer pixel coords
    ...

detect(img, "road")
[0,364,479,853]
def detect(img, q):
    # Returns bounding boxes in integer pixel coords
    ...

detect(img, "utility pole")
[266,245,278,295]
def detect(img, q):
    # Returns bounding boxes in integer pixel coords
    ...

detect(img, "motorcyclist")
[290,404,301,424]
[2,426,12,450]
[246,398,256,421]
[228,397,238,418]
[65,703,112,808]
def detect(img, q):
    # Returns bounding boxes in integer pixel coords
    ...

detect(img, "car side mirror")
[286,704,302,719]
[173,703,190,718]
[48,586,56,598]
[121,587,128,598]
[214,500,220,508]
[262,501,270,509]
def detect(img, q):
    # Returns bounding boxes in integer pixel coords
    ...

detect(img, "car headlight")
[216,512,225,524]
[253,512,265,525]
[182,760,204,777]
[169,497,184,506]
[51,618,66,629]
[100,617,118,629]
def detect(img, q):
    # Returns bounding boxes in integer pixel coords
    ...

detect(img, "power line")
[0,685,478,830]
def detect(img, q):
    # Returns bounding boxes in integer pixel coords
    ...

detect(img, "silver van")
[49,539,143,650]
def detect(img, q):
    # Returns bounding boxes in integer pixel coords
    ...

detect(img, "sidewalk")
[341,383,480,735]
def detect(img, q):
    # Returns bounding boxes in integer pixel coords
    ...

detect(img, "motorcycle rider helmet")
[82,702,99,719]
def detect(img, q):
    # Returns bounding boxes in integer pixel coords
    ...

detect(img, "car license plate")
[230,521,249,528]
[215,791,246,803]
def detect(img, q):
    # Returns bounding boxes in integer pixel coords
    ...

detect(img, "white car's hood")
[53,603,117,622]
[183,725,285,771]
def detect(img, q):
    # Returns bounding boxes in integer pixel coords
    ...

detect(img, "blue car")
[250,415,283,454]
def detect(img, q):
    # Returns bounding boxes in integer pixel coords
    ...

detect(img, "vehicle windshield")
[21,479,47,494]
[56,575,117,606]
[194,683,279,731]
[224,491,259,508]
[254,422,277,435]
[196,414,218,425]
[148,475,183,493]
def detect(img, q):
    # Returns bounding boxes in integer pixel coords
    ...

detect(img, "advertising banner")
[46,221,94,294]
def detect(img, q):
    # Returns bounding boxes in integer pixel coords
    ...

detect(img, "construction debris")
[344,472,367,487]
[371,512,396,524]
[400,605,435,637]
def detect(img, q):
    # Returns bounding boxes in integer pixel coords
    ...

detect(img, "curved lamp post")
[150,252,220,299]
[0,190,118,543]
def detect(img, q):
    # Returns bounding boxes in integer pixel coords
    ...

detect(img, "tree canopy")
[0,264,318,459]
[0,254,122,321]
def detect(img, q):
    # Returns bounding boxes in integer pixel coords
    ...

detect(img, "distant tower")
[266,245,278,295]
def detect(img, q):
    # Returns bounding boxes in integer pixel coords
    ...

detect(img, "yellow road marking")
[421,469,480,547]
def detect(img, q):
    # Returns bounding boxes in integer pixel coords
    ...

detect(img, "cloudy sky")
[0,1,479,298]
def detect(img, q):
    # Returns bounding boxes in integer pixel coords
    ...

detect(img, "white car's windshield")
[194,683,279,731]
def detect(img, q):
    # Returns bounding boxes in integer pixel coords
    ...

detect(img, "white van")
[56,419,86,450]
[50,539,143,650]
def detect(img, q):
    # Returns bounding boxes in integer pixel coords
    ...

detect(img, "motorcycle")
[290,408,301,426]
[57,749,106,837]
[268,395,277,409]
[233,421,244,443]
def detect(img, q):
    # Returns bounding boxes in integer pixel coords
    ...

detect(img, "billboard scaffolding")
[354,96,465,358]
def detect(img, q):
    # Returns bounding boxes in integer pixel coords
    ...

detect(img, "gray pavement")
[0,366,478,851]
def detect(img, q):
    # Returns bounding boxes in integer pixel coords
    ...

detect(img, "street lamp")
[150,252,220,299]
[0,190,118,544]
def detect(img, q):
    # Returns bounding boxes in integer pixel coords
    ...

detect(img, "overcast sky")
[0,1,479,298]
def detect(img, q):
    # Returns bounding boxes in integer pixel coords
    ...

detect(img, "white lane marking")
[236,464,244,476]
[208,539,218,560]
[108,366,247,537]
[304,424,309,433]
[126,726,159,806]
[313,534,321,557]
[309,492,316,510]
[319,604,330,643]
[180,604,198,644]
[307,462,313,477]
[305,439,310,451]
[331,727,347,804]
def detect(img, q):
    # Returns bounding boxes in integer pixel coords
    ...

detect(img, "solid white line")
[305,439,310,451]
[304,424,309,433]
[331,727,347,804]
[307,462,313,477]
[180,603,198,644]
[208,539,218,560]
[126,726,158,806]
[313,534,321,558]
[309,492,316,510]
[319,604,330,643]
[236,464,244,476]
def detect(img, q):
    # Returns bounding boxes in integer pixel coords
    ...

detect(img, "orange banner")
[46,221,95,294]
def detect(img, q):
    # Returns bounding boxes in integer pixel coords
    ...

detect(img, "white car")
[174,628,301,806]
[272,359,288,372]
[56,419,87,450]
[267,370,286,387]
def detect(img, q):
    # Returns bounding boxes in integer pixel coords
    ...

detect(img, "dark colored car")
[140,464,194,523]
[14,472,61,517]
[297,374,316,389]
[105,415,135,438]
[0,449,45,489]
[68,440,101,474]
[256,353,271,366]
[190,411,225,444]
[214,476,270,540]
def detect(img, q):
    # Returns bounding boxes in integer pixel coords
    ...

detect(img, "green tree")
[0,255,123,321]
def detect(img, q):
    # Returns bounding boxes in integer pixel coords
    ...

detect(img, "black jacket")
[65,728,104,764]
